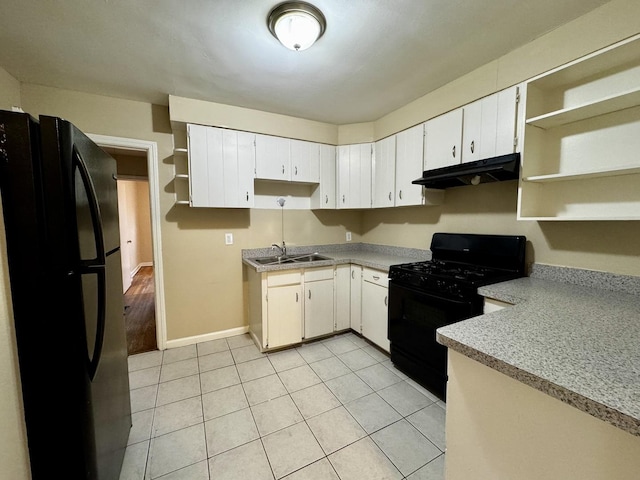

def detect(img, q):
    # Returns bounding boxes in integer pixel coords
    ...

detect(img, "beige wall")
[134,181,153,265]
[0,67,31,479]
[0,66,21,110]
[169,95,339,145]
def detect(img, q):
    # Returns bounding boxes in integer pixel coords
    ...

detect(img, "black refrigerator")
[0,110,131,479]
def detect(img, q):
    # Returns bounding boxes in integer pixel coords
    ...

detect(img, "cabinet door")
[304,279,334,339]
[424,108,463,170]
[495,85,519,156]
[462,94,499,163]
[255,133,291,181]
[227,130,256,207]
[290,139,320,183]
[395,123,425,206]
[187,125,254,208]
[267,284,302,348]
[349,265,362,332]
[311,144,336,209]
[349,143,372,209]
[187,124,217,207]
[337,145,350,209]
[372,136,396,208]
[334,265,351,331]
[361,280,390,352]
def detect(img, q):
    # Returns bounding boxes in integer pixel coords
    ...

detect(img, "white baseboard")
[164,325,250,350]
[130,262,154,278]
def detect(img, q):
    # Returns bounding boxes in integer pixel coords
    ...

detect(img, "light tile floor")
[119,331,446,480]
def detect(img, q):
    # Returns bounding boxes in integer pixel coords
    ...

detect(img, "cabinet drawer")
[267,270,301,287]
[362,268,388,286]
[304,267,334,282]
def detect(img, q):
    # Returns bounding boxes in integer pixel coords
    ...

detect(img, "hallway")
[124,266,157,355]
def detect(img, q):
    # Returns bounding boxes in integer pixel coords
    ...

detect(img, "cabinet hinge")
[515,87,521,104]
[513,136,518,148]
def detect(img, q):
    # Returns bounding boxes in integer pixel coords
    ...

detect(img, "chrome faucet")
[271,241,286,257]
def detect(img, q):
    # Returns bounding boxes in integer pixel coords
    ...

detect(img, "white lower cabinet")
[334,264,351,331]
[361,268,390,352]
[266,271,303,349]
[247,263,390,352]
[248,266,343,351]
[349,265,362,333]
[303,267,334,339]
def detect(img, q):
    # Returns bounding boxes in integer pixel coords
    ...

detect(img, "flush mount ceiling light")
[267,1,326,51]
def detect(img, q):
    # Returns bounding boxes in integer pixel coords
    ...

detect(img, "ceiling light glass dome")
[267,2,326,51]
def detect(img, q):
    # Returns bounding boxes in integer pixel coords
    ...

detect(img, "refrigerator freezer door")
[72,125,121,257]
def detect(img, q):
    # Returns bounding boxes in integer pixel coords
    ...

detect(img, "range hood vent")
[412,153,520,189]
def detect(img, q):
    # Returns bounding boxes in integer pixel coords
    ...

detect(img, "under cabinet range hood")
[412,153,521,189]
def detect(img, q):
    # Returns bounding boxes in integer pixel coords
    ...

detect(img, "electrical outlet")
[225,233,233,245]
[346,232,352,242]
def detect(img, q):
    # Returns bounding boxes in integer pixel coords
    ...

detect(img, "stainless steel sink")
[250,253,331,265]
[289,253,331,263]
[251,256,296,265]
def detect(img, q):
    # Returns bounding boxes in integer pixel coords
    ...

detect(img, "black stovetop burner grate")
[388,233,527,294]
[390,259,516,283]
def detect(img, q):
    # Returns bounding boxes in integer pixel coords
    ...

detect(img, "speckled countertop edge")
[438,270,640,437]
[242,243,431,272]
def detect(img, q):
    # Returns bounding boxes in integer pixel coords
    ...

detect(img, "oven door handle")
[388,280,476,307]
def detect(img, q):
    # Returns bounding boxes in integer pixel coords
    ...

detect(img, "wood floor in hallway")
[124,266,157,355]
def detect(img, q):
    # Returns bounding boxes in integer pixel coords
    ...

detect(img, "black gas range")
[387,233,526,400]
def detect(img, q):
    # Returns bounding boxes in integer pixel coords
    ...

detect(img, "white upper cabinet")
[424,86,519,171]
[373,124,441,208]
[255,133,291,181]
[255,134,320,183]
[289,139,320,183]
[337,143,372,209]
[395,123,442,206]
[311,144,336,209]
[372,135,396,208]
[462,95,498,163]
[187,124,255,208]
[495,86,520,156]
[462,86,519,163]
[424,108,463,170]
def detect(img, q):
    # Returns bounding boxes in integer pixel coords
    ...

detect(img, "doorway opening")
[88,134,167,354]
[115,173,156,354]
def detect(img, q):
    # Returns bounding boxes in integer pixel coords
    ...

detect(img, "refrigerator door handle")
[79,265,107,380]
[73,146,106,264]
[74,146,107,379]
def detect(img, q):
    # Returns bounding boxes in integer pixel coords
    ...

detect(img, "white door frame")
[88,134,167,351]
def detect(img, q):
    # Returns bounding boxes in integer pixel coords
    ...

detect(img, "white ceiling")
[0,0,611,125]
